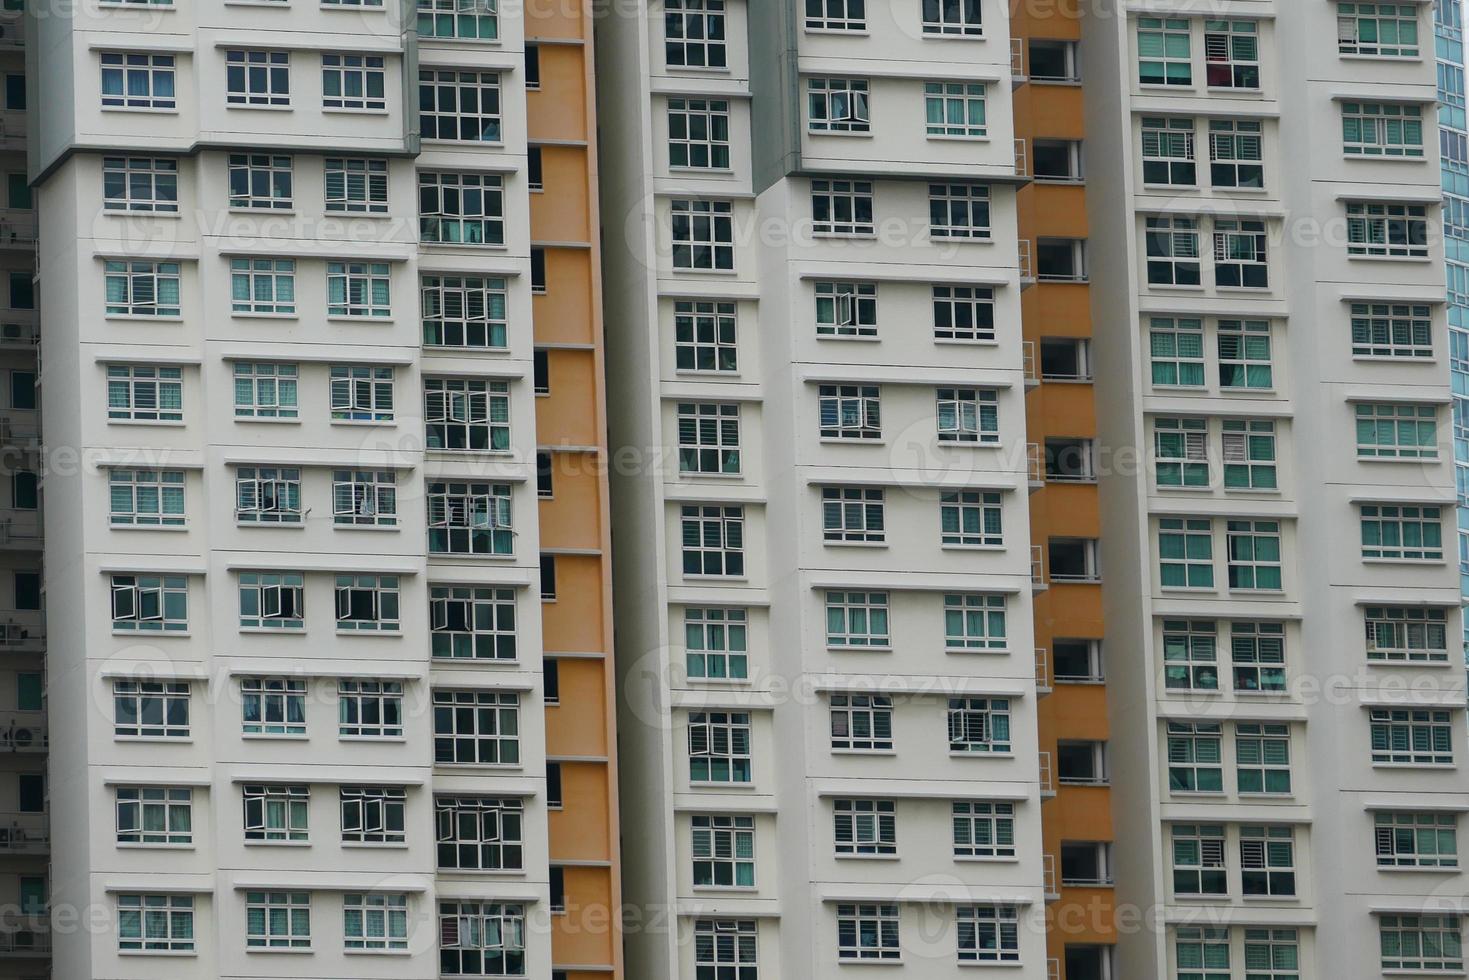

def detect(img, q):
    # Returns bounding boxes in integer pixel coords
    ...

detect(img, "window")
[540,555,557,599]
[941,490,1003,547]
[667,0,727,68]
[439,902,525,976]
[806,0,864,30]
[1203,20,1259,89]
[234,466,301,525]
[431,585,517,660]
[1208,119,1263,188]
[116,786,192,845]
[1213,219,1268,287]
[101,53,176,110]
[689,711,751,782]
[675,300,738,371]
[1167,722,1223,792]
[419,172,505,246]
[818,384,881,440]
[1230,623,1286,693]
[327,261,391,317]
[546,763,563,808]
[1343,101,1423,157]
[222,54,286,112]
[669,98,731,167]
[422,275,507,350]
[328,364,394,423]
[923,0,981,35]
[957,906,1019,963]
[807,78,869,133]
[836,904,900,961]
[338,678,403,736]
[678,402,741,475]
[1216,319,1271,388]
[416,0,498,37]
[952,801,1015,858]
[1361,504,1443,560]
[238,572,305,630]
[1222,419,1277,490]
[1226,520,1281,591]
[833,799,896,856]
[1171,824,1226,894]
[825,590,890,648]
[428,481,514,556]
[1347,202,1429,258]
[814,281,877,338]
[345,893,408,951]
[243,784,309,842]
[246,891,310,949]
[680,504,744,577]
[1370,708,1453,764]
[1141,117,1196,185]
[1040,240,1088,281]
[226,370,296,431]
[105,260,180,316]
[534,350,550,394]
[113,680,189,738]
[322,53,385,111]
[1162,619,1219,692]
[1375,811,1459,868]
[924,81,986,138]
[822,487,885,544]
[685,607,748,679]
[812,179,874,236]
[1175,926,1230,978]
[1149,317,1205,386]
[227,154,292,210]
[948,697,1011,753]
[531,248,547,292]
[1244,929,1300,980]
[1159,518,1214,589]
[241,677,305,734]
[936,388,998,444]
[332,469,397,527]
[830,694,893,751]
[933,285,994,342]
[1233,723,1294,797]
[1338,2,1420,58]
[103,157,178,212]
[1355,403,1437,459]
[1138,18,1191,86]
[433,689,519,765]
[692,814,755,886]
[108,364,183,423]
[944,593,1007,651]
[1154,417,1209,488]
[340,785,406,843]
[1028,39,1078,80]
[436,796,523,870]
[1145,216,1201,286]
[117,894,193,952]
[424,378,510,452]
[325,157,389,213]
[1380,914,1464,972]
[694,920,757,980]
[230,257,295,316]
[1350,302,1433,358]
[671,199,734,270]
[1365,605,1449,662]
[111,574,188,632]
[419,69,502,142]
[1239,825,1295,896]
[929,183,990,239]
[109,469,185,527]
[525,44,539,88]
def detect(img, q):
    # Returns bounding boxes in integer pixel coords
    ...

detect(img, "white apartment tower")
[24,0,589,976]
[598,1,1049,977]
[1082,0,1469,977]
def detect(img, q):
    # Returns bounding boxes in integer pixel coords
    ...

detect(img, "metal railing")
[1026,443,1045,486]
[0,929,50,955]
[1030,545,1045,586]
[1014,138,1029,178]
[0,713,46,752]
[1047,958,1061,980]
[1010,37,1025,78]
[1043,854,1059,898]
[0,616,43,648]
[1035,648,1051,693]
[0,518,41,547]
[1022,340,1038,385]
[1038,750,1056,796]
[0,813,47,852]
[1018,239,1035,282]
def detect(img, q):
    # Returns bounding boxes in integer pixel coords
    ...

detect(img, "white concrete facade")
[1082,0,1469,976]
[598,1,1049,977]
[29,1,553,977]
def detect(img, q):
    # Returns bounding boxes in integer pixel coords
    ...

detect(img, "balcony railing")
[1035,647,1051,694]
[1038,750,1056,797]
[1047,958,1061,980]
[1043,854,1059,900]
[1010,37,1026,80]
[0,615,43,649]
[0,517,41,549]
[1014,138,1029,178]
[1021,340,1038,387]
[1018,239,1035,285]
[1030,545,1046,590]
[0,929,50,956]
[1025,443,1044,488]
[0,812,47,853]
[0,713,46,752]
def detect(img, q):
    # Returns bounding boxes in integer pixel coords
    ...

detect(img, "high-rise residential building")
[598,2,1048,977]
[1084,1,1467,978]
[26,1,620,977]
[1010,2,1117,977]
[1440,0,1469,655]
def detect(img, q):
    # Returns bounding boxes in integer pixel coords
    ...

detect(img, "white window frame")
[225,49,291,107]
[322,53,386,111]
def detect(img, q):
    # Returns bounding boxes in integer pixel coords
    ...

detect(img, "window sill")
[807,129,874,139]
[119,950,197,957]
[816,332,881,342]
[829,749,896,757]
[334,523,401,532]
[234,417,302,424]
[246,946,314,954]
[949,751,1014,759]
[680,472,747,481]
[227,206,296,216]
[1357,455,1442,464]
[330,418,398,427]
[824,540,889,548]
[326,315,395,324]
[241,732,309,740]
[116,842,195,850]
[1375,864,1462,874]
[104,314,184,323]
[341,841,409,849]
[1361,558,1447,566]
[111,523,190,532]
[926,134,990,143]
[231,311,299,321]
[953,855,1021,864]
[101,106,180,116]
[107,419,187,427]
[235,520,305,529]
[111,629,190,638]
[944,647,1009,655]
[1146,283,1206,293]
[829,644,893,653]
[344,947,413,955]
[244,839,311,847]
[1346,254,1431,263]
[103,208,183,219]
[1365,658,1454,668]
[835,852,900,861]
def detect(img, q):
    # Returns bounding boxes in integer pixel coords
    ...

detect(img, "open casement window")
[337,585,379,624]
[431,596,472,632]
[334,482,377,520]
[113,582,163,622]
[261,583,301,621]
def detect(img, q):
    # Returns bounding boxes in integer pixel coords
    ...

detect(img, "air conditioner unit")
[10,727,36,748]
[1,324,22,340]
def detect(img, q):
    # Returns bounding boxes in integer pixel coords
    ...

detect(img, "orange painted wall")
[536,349,601,447]
[540,554,605,653]
[532,250,596,346]
[549,762,613,860]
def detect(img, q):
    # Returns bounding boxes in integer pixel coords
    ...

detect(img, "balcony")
[0,315,36,348]
[0,713,45,752]
[0,215,34,249]
[0,928,49,957]
[0,813,46,854]
[0,614,43,652]
[0,514,40,550]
